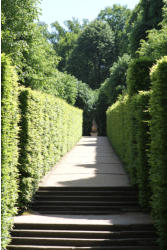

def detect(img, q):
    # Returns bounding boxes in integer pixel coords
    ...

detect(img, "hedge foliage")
[130,92,151,208]
[138,3,167,61]
[149,56,167,249]
[75,81,97,135]
[1,54,20,249]
[18,88,83,209]
[95,87,109,136]
[42,70,78,106]
[103,54,131,105]
[127,57,154,96]
[106,95,130,163]
[106,56,167,248]
[106,92,151,209]
[96,54,131,136]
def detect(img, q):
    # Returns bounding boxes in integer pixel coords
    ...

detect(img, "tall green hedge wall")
[149,56,167,249]
[1,54,20,249]
[2,56,82,249]
[106,56,167,249]
[18,88,83,209]
[106,92,151,208]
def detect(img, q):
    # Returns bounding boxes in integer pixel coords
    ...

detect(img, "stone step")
[10,237,158,247]
[31,207,142,215]
[13,223,155,231]
[11,229,157,239]
[35,191,138,196]
[30,210,142,215]
[34,195,138,201]
[31,201,139,206]
[7,245,160,250]
[38,187,137,192]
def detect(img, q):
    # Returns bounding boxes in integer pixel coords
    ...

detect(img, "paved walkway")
[14,137,153,226]
[40,137,130,187]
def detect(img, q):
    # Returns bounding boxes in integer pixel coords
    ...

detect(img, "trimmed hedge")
[106,92,151,208]
[106,95,130,166]
[131,92,151,208]
[75,81,96,136]
[18,88,83,209]
[1,54,20,249]
[127,57,154,96]
[149,56,167,249]
[106,56,167,248]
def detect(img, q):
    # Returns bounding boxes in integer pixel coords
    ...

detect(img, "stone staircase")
[8,186,159,249]
[8,223,158,249]
[30,186,141,214]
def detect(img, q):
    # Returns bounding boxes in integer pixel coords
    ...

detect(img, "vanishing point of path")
[8,137,159,249]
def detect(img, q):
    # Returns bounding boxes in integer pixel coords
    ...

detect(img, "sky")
[38,0,140,29]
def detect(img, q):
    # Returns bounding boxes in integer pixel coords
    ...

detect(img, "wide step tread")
[32,201,139,205]
[36,191,138,196]
[7,245,160,250]
[13,223,155,231]
[34,196,138,202]
[11,229,157,238]
[11,237,158,246]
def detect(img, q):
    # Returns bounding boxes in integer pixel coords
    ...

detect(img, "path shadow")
[50,136,130,187]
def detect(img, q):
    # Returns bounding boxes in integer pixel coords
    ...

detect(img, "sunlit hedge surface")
[149,56,167,250]
[18,87,83,209]
[1,54,20,249]
[1,54,83,249]
[106,56,167,249]
[106,92,151,209]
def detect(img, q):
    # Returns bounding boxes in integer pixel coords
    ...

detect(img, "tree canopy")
[1,0,79,105]
[66,20,115,89]
[1,0,40,72]
[98,4,131,58]
[49,18,88,71]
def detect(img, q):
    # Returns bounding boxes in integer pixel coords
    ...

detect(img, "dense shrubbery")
[96,54,131,135]
[138,2,167,60]
[75,82,97,135]
[127,0,164,57]
[103,54,131,105]
[18,88,83,209]
[95,86,109,136]
[106,56,167,248]
[1,54,20,249]
[1,55,83,248]
[106,92,151,208]
[106,94,130,163]
[51,71,78,105]
[130,92,151,207]
[149,56,167,249]
[138,25,167,60]
[127,57,154,96]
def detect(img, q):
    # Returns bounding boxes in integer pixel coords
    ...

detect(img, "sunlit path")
[40,137,130,187]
